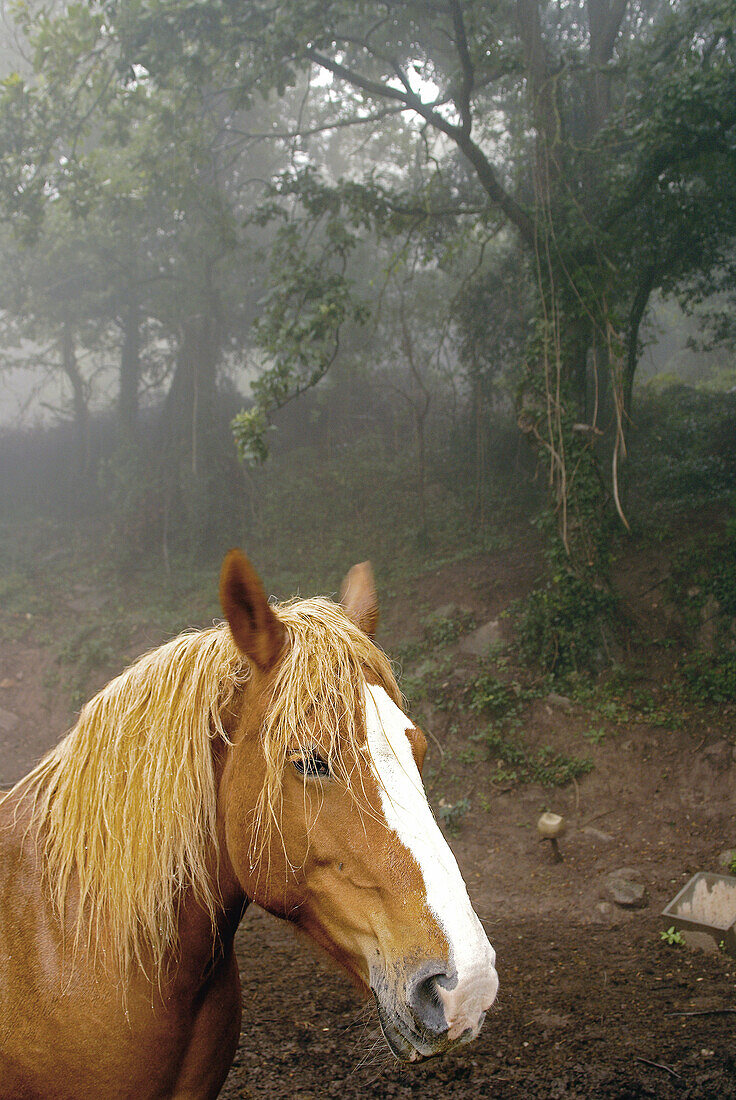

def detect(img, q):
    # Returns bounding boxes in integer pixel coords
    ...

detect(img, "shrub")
[518,568,618,676]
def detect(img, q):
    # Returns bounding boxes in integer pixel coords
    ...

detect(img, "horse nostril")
[406,963,453,1037]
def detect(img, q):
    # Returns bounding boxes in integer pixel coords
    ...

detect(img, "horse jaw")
[363,683,499,1061]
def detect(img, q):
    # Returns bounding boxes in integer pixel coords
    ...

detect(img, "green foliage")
[55,621,130,709]
[437,797,471,835]
[478,728,594,789]
[422,610,476,647]
[682,652,736,705]
[582,727,607,745]
[707,514,736,621]
[467,673,520,718]
[0,0,734,633]
[660,926,685,947]
[231,408,274,465]
[630,388,736,511]
[667,507,736,703]
[518,566,619,676]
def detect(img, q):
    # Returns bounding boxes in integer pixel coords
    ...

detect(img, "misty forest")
[1,0,736,1097]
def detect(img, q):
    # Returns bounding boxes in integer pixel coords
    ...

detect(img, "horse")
[0,551,498,1099]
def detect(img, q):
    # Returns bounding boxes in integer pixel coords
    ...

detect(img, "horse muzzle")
[371,956,499,1063]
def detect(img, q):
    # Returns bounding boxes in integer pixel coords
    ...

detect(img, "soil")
[1,523,735,1099]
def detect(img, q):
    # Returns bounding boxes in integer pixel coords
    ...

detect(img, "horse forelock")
[5,597,401,980]
[246,596,402,871]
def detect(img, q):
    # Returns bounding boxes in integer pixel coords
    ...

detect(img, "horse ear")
[339,561,379,638]
[219,550,285,672]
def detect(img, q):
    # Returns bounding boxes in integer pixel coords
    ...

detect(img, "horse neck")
[170,738,247,993]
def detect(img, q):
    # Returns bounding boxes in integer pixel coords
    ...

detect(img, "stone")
[0,679,15,689]
[609,866,644,882]
[459,619,506,656]
[0,709,19,734]
[592,901,615,923]
[545,693,573,711]
[582,826,614,843]
[608,876,648,909]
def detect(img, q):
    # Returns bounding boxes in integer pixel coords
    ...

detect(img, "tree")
[2,0,735,576]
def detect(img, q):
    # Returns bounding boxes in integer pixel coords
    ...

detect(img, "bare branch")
[306,47,535,244]
[449,0,474,135]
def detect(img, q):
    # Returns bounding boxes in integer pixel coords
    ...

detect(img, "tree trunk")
[61,320,89,480]
[624,268,656,418]
[160,297,221,552]
[473,371,486,532]
[414,402,428,537]
[118,298,141,438]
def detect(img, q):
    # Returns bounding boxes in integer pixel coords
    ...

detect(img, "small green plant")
[682,650,736,705]
[729,853,736,876]
[582,727,607,745]
[597,699,630,724]
[467,673,520,718]
[660,926,685,946]
[437,797,471,834]
[392,638,425,665]
[478,728,593,788]
[457,745,481,765]
[422,609,476,647]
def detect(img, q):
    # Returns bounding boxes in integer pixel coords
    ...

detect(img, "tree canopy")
[0,0,734,567]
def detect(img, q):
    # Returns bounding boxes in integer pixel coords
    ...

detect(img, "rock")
[545,693,573,712]
[582,826,614,843]
[0,679,15,689]
[609,866,645,882]
[0,709,19,734]
[593,901,615,923]
[459,619,506,656]
[608,876,648,909]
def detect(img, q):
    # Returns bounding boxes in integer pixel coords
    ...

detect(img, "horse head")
[218,550,498,1063]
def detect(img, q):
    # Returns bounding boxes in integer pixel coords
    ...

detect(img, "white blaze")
[364,683,499,1039]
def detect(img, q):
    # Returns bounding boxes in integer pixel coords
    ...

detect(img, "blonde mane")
[5,597,400,978]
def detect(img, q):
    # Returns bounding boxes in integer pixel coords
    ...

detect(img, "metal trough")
[662,871,736,956]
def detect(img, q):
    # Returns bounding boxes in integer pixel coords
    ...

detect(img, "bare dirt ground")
[1,525,735,1098]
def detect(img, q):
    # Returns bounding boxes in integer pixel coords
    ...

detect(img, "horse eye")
[293,750,331,778]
